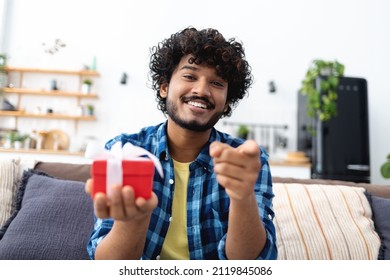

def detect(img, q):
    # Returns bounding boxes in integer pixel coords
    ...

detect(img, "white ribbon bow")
[85,142,163,197]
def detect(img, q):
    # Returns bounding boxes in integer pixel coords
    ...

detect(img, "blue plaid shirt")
[87,121,277,260]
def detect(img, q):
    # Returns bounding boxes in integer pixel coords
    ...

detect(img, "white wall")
[1,0,390,184]
[0,0,6,52]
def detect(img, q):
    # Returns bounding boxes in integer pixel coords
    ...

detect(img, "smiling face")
[160,54,229,132]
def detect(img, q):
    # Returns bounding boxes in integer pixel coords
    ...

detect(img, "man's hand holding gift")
[85,179,158,221]
[85,142,163,220]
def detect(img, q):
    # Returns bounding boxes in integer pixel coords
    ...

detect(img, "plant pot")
[238,132,248,139]
[3,139,11,149]
[87,108,94,116]
[81,84,91,94]
[13,141,22,149]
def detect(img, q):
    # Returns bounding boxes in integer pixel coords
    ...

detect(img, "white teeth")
[188,101,207,109]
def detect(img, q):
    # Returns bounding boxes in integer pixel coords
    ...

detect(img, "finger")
[210,141,230,158]
[211,140,260,159]
[212,146,249,167]
[214,141,261,166]
[135,192,158,213]
[236,140,261,157]
[215,174,255,201]
[122,186,136,216]
[85,179,93,195]
[108,184,125,219]
[214,161,260,187]
[216,173,240,190]
[94,192,110,219]
[213,162,245,182]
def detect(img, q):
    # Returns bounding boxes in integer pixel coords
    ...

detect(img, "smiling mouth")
[187,101,208,109]
[182,96,214,110]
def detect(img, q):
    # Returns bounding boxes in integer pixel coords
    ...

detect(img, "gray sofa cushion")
[369,195,390,260]
[0,169,94,260]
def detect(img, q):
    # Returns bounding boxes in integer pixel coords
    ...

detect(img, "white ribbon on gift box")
[85,142,163,197]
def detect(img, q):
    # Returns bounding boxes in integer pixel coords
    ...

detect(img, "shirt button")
[169,217,172,222]
[169,179,174,184]
[156,255,160,260]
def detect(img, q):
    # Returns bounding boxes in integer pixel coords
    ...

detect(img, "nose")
[193,78,211,96]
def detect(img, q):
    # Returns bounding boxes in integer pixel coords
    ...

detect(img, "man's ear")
[223,103,229,113]
[160,83,168,98]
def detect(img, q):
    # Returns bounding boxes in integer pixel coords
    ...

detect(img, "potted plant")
[0,53,6,70]
[86,104,94,116]
[81,78,93,94]
[381,154,390,179]
[237,125,249,139]
[7,131,29,149]
[300,59,345,122]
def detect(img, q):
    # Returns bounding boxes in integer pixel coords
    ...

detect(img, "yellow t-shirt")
[160,159,190,260]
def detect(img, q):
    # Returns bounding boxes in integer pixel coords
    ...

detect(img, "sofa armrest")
[34,162,91,183]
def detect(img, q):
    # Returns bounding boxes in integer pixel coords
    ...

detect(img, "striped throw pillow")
[0,158,20,228]
[273,183,380,260]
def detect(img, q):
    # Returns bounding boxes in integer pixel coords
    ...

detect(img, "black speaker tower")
[297,77,370,183]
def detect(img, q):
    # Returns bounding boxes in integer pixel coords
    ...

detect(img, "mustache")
[181,96,215,109]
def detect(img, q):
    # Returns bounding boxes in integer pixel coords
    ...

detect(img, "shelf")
[0,147,84,156]
[3,88,98,98]
[3,66,100,76]
[0,110,96,120]
[269,160,311,168]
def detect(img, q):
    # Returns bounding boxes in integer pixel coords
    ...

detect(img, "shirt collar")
[155,121,170,161]
[155,120,217,173]
[193,127,219,173]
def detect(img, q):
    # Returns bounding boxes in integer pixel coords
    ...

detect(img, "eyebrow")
[178,64,226,82]
[179,65,198,71]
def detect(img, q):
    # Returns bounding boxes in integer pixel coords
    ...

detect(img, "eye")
[211,81,225,88]
[183,74,195,80]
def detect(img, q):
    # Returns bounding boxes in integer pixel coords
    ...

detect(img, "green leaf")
[320,80,330,91]
[328,76,339,88]
[381,161,390,178]
[299,59,344,122]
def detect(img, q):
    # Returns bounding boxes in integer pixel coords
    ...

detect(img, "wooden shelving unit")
[0,66,100,155]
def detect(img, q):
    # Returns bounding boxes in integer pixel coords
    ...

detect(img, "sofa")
[0,158,389,260]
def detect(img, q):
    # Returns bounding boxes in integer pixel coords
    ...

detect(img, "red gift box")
[91,159,155,199]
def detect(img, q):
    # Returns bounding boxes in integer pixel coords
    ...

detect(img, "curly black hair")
[149,27,253,117]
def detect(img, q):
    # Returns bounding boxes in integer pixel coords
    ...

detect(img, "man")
[87,27,277,260]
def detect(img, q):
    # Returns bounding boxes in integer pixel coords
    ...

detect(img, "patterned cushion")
[0,169,94,259]
[369,195,390,260]
[0,158,20,228]
[273,183,381,259]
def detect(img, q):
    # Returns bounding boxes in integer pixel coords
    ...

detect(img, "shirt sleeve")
[87,217,114,260]
[217,146,278,260]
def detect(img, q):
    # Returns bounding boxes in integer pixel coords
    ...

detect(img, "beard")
[165,97,224,132]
